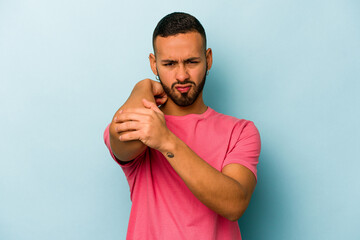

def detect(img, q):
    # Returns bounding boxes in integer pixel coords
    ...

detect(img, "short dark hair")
[152,12,207,52]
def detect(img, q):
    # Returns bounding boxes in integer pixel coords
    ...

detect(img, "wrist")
[159,131,180,156]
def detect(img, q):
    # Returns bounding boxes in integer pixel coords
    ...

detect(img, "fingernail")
[119,109,123,113]
[114,116,117,121]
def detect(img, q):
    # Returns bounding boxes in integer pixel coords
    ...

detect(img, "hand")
[150,80,168,106]
[113,98,172,151]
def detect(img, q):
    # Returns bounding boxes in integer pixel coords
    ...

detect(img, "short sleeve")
[223,121,261,181]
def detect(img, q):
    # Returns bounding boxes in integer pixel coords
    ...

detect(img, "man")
[103,12,261,239]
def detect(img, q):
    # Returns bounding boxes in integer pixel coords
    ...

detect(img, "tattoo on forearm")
[166,152,174,158]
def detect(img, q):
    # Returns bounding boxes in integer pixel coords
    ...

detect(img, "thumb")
[142,98,162,114]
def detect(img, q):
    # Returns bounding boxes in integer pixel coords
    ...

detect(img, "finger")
[122,107,154,115]
[114,112,149,123]
[155,95,168,105]
[115,121,141,132]
[114,109,153,122]
[142,98,162,114]
[152,81,165,96]
[155,99,162,106]
[119,130,141,142]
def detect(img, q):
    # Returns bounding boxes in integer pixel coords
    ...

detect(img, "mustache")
[171,80,196,89]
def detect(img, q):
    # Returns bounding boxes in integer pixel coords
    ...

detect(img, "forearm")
[110,79,155,161]
[160,133,249,221]
[114,97,254,219]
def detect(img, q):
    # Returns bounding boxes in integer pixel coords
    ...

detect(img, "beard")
[158,69,207,107]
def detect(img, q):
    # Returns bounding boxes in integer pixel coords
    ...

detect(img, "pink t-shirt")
[103,107,261,240]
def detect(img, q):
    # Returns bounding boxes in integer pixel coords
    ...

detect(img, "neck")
[160,92,208,116]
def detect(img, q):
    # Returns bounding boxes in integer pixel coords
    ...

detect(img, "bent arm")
[115,99,258,221]
[161,132,257,221]
[109,79,160,162]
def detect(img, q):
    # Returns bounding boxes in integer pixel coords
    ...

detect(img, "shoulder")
[208,108,258,129]
[208,109,260,142]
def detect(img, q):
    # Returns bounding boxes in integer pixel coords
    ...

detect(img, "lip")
[175,85,192,93]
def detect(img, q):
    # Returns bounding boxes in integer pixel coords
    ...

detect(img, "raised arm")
[109,79,167,162]
[115,99,260,221]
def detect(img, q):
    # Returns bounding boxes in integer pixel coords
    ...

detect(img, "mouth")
[175,85,192,93]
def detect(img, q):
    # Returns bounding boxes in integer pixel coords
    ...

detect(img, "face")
[150,32,212,107]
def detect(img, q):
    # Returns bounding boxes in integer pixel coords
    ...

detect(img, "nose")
[175,64,190,82]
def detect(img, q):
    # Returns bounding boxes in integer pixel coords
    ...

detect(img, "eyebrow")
[161,57,201,63]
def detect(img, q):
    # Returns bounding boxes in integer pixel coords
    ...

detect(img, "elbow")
[226,186,253,222]
[227,216,240,222]
[229,217,240,222]
[224,199,250,222]
[226,209,245,222]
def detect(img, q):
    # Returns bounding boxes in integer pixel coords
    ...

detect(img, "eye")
[186,60,199,64]
[163,62,175,66]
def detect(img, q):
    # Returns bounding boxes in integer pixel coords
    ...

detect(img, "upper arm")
[109,121,147,162]
[103,122,146,164]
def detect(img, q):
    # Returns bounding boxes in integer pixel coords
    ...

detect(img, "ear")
[149,53,158,76]
[205,48,213,71]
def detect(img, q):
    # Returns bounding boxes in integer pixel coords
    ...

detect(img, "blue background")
[1,0,359,239]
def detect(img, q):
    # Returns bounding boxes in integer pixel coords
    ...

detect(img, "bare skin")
[109,79,166,162]
[109,32,256,221]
